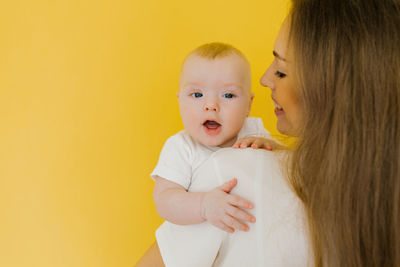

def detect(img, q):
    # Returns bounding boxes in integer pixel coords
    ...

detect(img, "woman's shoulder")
[207,148,313,266]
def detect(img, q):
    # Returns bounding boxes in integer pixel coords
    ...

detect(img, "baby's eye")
[274,71,287,79]
[191,92,203,98]
[223,93,235,99]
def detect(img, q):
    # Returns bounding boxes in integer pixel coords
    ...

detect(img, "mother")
[138,0,400,265]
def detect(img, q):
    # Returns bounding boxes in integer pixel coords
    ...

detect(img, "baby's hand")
[201,178,255,233]
[233,136,284,150]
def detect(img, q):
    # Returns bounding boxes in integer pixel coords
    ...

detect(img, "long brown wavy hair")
[288,0,400,266]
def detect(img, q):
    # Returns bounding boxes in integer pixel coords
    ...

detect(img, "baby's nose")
[204,100,219,112]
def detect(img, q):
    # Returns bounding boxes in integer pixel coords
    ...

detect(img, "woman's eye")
[275,71,287,79]
[223,93,234,98]
[191,92,203,98]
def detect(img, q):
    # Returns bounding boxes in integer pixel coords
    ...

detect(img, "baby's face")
[178,54,253,147]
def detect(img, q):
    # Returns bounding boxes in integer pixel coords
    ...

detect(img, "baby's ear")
[248,92,255,116]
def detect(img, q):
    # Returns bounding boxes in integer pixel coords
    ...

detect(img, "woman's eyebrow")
[273,50,287,61]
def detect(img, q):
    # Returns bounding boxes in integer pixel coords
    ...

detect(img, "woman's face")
[260,21,302,136]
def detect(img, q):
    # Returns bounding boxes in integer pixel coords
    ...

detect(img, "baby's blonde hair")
[189,42,246,60]
[179,42,252,94]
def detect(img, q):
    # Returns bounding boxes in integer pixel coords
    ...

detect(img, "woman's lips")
[272,98,284,116]
[203,120,221,135]
[274,108,285,116]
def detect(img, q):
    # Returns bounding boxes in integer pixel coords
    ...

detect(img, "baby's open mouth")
[203,120,222,136]
[203,120,221,129]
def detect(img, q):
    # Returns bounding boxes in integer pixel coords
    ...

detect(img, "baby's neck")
[195,135,238,149]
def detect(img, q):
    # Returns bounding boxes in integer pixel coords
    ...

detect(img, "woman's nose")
[260,66,275,90]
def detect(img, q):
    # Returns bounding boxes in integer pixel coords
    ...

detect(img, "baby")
[151,42,278,235]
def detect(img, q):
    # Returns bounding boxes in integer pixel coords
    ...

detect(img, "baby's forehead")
[181,54,251,78]
[179,54,251,91]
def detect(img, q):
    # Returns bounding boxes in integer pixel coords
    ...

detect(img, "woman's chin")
[277,121,294,136]
[277,116,300,137]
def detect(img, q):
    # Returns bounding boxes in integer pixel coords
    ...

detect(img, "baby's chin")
[200,137,236,148]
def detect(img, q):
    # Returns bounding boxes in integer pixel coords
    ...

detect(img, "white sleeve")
[238,117,272,139]
[150,133,193,189]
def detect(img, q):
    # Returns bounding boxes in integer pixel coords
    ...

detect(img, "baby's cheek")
[229,118,246,136]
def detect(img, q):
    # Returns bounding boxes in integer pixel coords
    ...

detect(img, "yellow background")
[0,0,289,266]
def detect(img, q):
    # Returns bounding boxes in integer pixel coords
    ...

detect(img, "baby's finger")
[222,215,249,232]
[234,137,256,148]
[236,138,250,148]
[213,221,235,233]
[228,194,253,209]
[233,138,250,148]
[260,140,274,150]
[232,141,241,148]
[250,138,265,149]
[227,205,256,223]
[263,140,279,150]
[264,139,286,150]
[219,178,238,193]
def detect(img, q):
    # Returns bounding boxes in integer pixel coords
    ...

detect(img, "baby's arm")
[233,136,286,150]
[153,176,255,233]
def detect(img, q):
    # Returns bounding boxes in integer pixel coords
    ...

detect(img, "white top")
[150,117,271,189]
[156,148,312,267]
